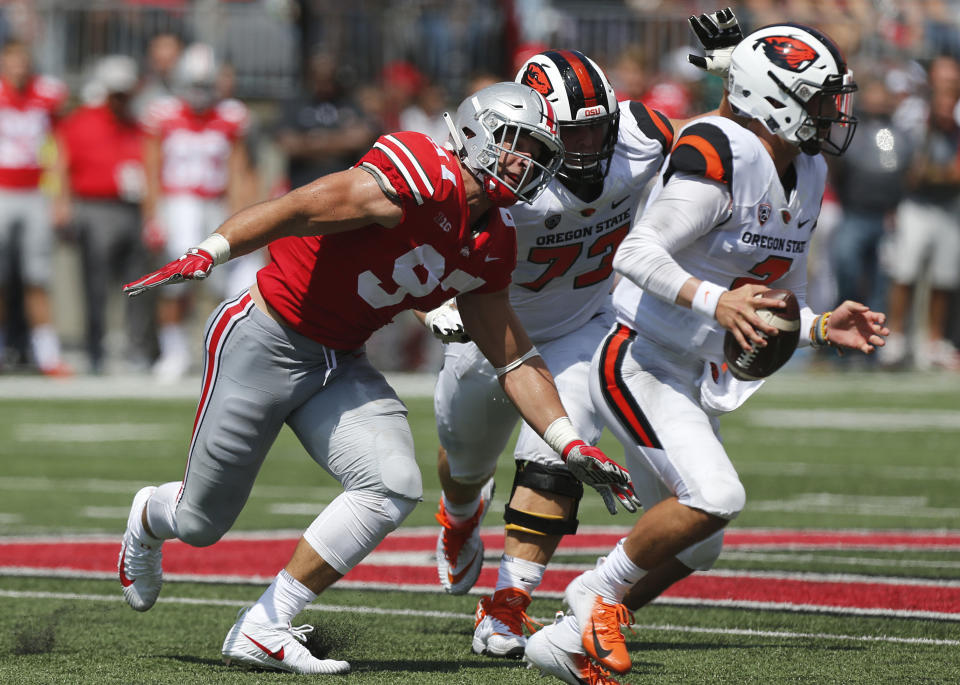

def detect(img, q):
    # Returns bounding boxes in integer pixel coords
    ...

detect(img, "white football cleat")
[221,608,351,674]
[564,570,633,674]
[472,587,539,658]
[435,478,494,594]
[525,615,623,684]
[118,485,163,611]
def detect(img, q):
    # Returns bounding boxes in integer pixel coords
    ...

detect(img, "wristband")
[691,280,727,319]
[195,233,231,266]
[543,416,581,458]
[810,310,832,348]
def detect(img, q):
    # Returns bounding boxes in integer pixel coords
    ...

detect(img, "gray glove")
[424,300,470,343]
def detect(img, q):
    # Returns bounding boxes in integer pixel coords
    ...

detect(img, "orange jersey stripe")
[558,49,599,108]
[673,134,726,183]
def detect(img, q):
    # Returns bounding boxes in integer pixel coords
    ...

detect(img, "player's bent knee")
[687,472,746,520]
[503,460,583,536]
[676,528,724,571]
[174,510,225,548]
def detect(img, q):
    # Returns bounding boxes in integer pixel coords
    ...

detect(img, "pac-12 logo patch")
[521,63,554,96]
[545,214,562,229]
[757,203,771,225]
[756,35,819,73]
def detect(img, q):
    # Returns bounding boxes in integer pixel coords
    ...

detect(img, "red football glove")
[562,440,641,515]
[123,248,215,297]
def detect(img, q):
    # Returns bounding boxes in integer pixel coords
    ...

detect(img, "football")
[723,288,800,381]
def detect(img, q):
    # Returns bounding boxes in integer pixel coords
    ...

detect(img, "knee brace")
[302,489,417,575]
[503,460,583,537]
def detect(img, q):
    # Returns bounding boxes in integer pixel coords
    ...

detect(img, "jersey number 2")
[730,256,793,290]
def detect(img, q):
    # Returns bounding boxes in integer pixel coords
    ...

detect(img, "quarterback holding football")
[525,19,889,684]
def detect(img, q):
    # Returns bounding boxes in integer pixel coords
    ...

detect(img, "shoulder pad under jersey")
[665,121,734,186]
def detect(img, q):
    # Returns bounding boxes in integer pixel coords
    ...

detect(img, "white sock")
[30,324,61,370]
[245,569,317,627]
[495,554,545,595]
[144,481,182,541]
[442,492,482,524]
[593,539,647,602]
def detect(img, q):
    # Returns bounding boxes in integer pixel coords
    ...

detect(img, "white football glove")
[688,7,743,79]
[423,299,470,343]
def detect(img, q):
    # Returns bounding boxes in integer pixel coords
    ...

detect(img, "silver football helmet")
[445,81,563,206]
[727,23,857,155]
[516,49,619,184]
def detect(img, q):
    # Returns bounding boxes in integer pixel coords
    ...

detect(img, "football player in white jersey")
[524,23,890,684]
[426,21,735,663]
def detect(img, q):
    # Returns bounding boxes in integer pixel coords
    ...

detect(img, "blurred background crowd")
[2,0,960,380]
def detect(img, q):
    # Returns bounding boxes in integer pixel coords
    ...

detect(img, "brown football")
[723,288,801,381]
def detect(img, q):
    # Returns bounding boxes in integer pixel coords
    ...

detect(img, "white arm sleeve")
[612,174,732,304]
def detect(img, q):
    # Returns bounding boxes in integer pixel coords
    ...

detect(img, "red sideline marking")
[3,530,960,617]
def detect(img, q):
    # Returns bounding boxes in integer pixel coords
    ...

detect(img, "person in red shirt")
[54,55,154,374]
[0,39,69,375]
[116,81,639,675]
[141,42,257,382]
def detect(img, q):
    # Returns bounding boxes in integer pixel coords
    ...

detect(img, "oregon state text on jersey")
[144,96,249,198]
[257,132,517,350]
[613,115,825,362]
[508,101,672,343]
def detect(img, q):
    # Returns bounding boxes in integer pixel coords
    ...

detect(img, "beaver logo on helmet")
[756,35,819,73]
[521,63,554,97]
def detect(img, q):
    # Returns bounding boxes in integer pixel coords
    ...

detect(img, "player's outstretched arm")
[123,166,402,297]
[815,302,889,354]
[458,288,640,514]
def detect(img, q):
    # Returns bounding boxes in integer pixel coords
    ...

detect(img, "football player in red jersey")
[116,81,639,675]
[525,23,888,683]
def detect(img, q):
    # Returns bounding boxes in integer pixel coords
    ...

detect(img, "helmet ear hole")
[462,126,477,140]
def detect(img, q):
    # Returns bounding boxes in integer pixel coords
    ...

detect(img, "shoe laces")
[435,499,485,564]
[476,588,542,636]
[572,653,622,684]
[287,623,314,644]
[592,600,634,646]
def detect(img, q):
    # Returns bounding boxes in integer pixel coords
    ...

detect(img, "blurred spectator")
[275,50,380,191]
[132,31,183,121]
[142,43,257,382]
[378,60,426,133]
[882,55,960,371]
[0,39,70,375]
[399,81,450,143]
[829,75,914,320]
[54,55,155,375]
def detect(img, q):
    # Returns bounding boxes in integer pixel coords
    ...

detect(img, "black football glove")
[688,7,743,78]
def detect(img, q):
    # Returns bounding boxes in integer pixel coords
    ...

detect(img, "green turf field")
[0,368,958,683]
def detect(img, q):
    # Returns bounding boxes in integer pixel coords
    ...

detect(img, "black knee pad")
[503,460,583,536]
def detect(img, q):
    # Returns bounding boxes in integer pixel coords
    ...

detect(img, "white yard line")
[1,588,957,643]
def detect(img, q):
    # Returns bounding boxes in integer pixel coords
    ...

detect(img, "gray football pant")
[175,290,422,548]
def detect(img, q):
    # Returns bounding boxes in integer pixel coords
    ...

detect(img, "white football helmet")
[174,42,218,113]
[445,81,563,207]
[516,49,619,183]
[727,23,857,155]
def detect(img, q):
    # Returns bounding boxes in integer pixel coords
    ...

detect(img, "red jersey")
[257,131,517,350]
[0,75,67,189]
[59,104,144,201]
[143,96,248,198]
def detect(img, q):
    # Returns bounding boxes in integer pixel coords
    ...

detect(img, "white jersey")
[613,115,825,363]
[508,100,673,342]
